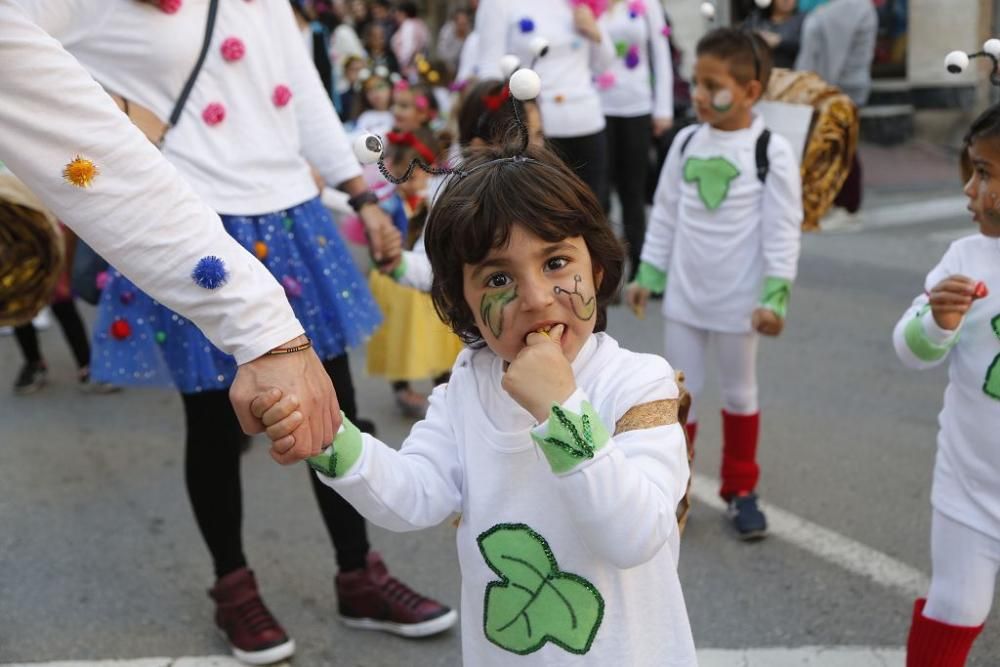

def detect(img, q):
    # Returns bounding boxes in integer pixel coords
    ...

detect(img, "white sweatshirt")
[0,2,302,363]
[597,0,673,120]
[16,0,362,216]
[316,333,696,665]
[473,0,615,138]
[892,234,1000,538]
[642,116,803,332]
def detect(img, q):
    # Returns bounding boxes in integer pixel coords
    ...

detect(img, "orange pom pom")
[254,241,268,260]
[63,155,99,188]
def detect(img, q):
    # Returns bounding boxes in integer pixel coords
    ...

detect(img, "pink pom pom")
[95,271,110,291]
[202,103,226,126]
[220,37,245,62]
[272,84,293,107]
[158,0,182,13]
[628,0,646,16]
[595,71,616,90]
[661,25,672,37]
[281,275,303,298]
[571,0,608,18]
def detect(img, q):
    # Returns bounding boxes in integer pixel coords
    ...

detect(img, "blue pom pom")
[519,17,535,33]
[192,255,228,290]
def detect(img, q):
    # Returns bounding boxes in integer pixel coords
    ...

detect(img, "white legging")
[663,318,759,424]
[924,509,1000,627]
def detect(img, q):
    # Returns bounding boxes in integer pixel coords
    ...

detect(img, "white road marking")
[1,648,905,667]
[822,196,968,234]
[691,473,930,600]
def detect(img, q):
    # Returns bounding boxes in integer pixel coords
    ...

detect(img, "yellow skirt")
[365,271,465,381]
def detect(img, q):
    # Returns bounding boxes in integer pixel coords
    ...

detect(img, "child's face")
[691,54,760,131]
[462,226,603,364]
[963,137,1000,237]
[345,59,364,84]
[365,80,392,111]
[392,89,430,133]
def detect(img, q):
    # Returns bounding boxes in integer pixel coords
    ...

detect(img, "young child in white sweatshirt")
[258,143,697,665]
[893,103,1000,667]
[626,27,803,540]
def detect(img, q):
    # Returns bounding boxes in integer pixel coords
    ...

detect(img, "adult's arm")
[646,1,674,125]
[0,2,337,459]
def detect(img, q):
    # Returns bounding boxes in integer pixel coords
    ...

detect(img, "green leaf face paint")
[553,274,596,321]
[683,156,740,210]
[480,286,518,339]
[477,523,605,655]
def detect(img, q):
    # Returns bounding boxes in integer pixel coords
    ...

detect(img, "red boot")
[906,598,983,667]
[719,410,760,500]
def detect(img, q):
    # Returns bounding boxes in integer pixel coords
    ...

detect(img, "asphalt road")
[2,210,998,665]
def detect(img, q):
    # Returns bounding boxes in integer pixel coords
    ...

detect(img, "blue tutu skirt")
[90,197,381,393]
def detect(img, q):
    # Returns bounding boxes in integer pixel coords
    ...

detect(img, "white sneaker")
[32,307,52,330]
[0,326,12,336]
[821,207,861,232]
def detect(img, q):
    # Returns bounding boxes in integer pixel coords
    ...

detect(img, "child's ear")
[745,79,764,105]
[594,265,605,289]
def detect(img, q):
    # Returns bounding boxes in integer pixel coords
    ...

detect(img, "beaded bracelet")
[265,337,313,356]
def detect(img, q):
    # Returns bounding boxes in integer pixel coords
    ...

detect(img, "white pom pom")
[985,39,1000,59]
[944,50,970,74]
[374,65,390,79]
[700,1,716,19]
[509,68,542,100]
[529,36,550,59]
[499,54,522,80]
[352,133,384,165]
[358,67,371,82]
[754,0,771,7]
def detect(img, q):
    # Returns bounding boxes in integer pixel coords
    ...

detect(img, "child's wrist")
[634,262,667,294]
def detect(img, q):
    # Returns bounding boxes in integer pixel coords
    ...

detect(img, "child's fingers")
[261,394,301,427]
[929,291,973,307]
[548,323,566,344]
[266,411,304,441]
[250,387,283,420]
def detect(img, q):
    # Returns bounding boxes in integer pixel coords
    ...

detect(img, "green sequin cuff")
[531,400,611,475]
[759,276,792,319]
[307,414,364,478]
[634,262,667,295]
[390,257,407,281]
[904,305,959,362]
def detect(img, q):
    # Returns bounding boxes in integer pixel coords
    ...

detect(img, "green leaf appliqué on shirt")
[683,156,740,210]
[984,314,1000,400]
[477,523,604,656]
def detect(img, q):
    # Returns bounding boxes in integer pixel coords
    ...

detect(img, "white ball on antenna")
[985,39,1000,58]
[509,68,542,101]
[352,133,384,165]
[529,36,550,59]
[499,54,522,80]
[944,50,970,74]
[754,0,772,7]
[700,2,716,20]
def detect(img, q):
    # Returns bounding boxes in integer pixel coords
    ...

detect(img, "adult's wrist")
[348,190,379,212]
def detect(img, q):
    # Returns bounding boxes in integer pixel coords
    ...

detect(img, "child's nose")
[520,276,555,310]
[963,175,977,199]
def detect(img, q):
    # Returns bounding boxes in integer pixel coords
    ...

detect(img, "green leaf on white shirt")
[683,156,740,210]
[477,523,604,655]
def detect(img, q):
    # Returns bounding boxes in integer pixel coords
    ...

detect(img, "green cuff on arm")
[759,276,792,319]
[634,262,667,294]
[531,400,611,475]
[904,305,959,362]
[389,256,407,281]
[307,414,364,478]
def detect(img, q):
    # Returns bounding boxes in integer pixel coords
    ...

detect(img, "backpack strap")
[755,128,771,183]
[679,124,701,157]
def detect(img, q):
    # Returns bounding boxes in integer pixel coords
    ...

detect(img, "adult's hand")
[231,335,340,464]
[652,117,673,138]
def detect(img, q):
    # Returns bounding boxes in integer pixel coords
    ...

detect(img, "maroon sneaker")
[209,567,295,665]
[335,551,457,638]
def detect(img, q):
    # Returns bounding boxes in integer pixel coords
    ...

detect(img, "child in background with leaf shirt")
[626,28,802,541]
[893,104,1000,666]
[258,143,697,665]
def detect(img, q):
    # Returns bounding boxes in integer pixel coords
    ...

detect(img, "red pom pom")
[221,37,246,62]
[159,0,182,13]
[110,319,132,340]
[973,281,989,299]
[202,103,226,126]
[273,84,293,107]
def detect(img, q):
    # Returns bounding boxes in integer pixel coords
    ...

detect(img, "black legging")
[604,114,653,280]
[14,300,91,369]
[548,130,610,208]
[182,353,370,579]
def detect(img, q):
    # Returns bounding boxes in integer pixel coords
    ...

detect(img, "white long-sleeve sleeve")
[398,249,434,292]
[276,0,362,189]
[647,2,674,121]
[760,133,802,281]
[640,124,693,272]
[588,23,616,74]
[315,384,464,532]
[471,0,506,80]
[0,2,303,363]
[534,372,689,570]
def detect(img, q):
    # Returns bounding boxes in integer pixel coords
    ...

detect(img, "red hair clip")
[482,85,511,112]
[386,130,437,164]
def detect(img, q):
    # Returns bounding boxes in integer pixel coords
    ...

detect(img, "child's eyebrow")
[537,241,576,256]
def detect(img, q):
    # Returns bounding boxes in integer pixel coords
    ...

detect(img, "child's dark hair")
[964,103,1000,149]
[424,144,625,345]
[696,27,773,90]
[457,79,537,147]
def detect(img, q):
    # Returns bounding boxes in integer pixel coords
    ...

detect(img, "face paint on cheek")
[479,286,518,338]
[553,274,596,321]
[711,89,733,113]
